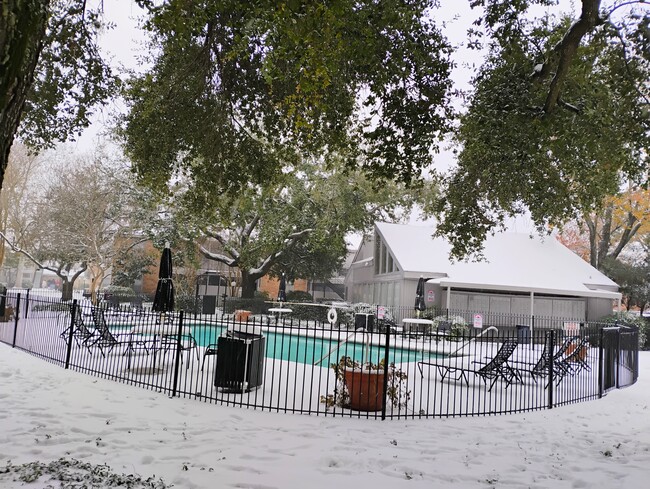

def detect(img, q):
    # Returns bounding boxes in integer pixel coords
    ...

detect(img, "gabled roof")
[374,222,620,300]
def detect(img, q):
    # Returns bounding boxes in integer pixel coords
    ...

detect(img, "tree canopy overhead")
[3,0,650,266]
[121,0,454,194]
[434,0,649,259]
[0,1,116,190]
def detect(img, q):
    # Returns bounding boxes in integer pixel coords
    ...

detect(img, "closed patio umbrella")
[414,276,426,316]
[152,244,174,313]
[277,273,287,303]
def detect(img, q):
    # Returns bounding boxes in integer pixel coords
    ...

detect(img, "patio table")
[402,318,434,337]
[268,307,292,323]
[128,323,192,371]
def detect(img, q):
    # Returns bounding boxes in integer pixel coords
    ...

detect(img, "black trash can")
[202,295,216,315]
[516,324,530,343]
[215,325,265,392]
[355,313,375,332]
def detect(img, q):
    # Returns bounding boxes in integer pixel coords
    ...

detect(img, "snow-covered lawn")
[0,344,648,488]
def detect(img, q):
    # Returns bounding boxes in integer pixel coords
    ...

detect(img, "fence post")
[381,323,390,421]
[531,315,535,349]
[598,327,604,398]
[171,311,184,398]
[615,327,621,389]
[64,300,77,369]
[24,288,30,319]
[12,293,21,348]
[547,329,554,409]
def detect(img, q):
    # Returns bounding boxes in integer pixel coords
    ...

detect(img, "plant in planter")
[421,313,469,340]
[320,356,410,412]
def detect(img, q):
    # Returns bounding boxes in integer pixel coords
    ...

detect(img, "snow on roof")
[375,222,620,299]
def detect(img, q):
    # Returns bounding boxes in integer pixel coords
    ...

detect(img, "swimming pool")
[190,325,441,366]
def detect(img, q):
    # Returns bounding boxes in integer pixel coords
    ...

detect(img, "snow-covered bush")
[422,313,469,339]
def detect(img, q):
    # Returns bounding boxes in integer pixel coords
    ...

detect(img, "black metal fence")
[0,292,639,420]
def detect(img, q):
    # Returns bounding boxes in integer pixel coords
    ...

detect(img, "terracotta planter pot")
[343,368,385,411]
[234,309,251,322]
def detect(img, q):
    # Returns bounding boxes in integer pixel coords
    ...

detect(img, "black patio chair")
[418,339,521,391]
[60,309,96,350]
[161,332,199,368]
[200,343,218,372]
[529,332,572,386]
[88,307,152,358]
[514,333,588,386]
[436,320,451,336]
[556,337,591,376]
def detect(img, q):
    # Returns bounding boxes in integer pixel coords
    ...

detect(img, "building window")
[374,235,382,275]
[374,237,398,275]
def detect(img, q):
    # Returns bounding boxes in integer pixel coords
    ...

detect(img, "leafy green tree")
[601,257,650,313]
[120,0,454,195]
[158,157,425,298]
[435,1,649,259]
[0,1,115,190]
[112,247,155,290]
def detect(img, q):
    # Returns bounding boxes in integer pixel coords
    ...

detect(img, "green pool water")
[189,325,439,365]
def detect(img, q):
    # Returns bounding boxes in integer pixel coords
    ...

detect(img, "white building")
[345,222,620,325]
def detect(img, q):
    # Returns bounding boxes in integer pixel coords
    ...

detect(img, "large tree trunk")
[240,270,260,299]
[596,206,613,270]
[585,217,598,268]
[89,268,105,305]
[0,1,49,190]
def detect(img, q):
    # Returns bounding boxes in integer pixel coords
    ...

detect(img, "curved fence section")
[0,292,639,420]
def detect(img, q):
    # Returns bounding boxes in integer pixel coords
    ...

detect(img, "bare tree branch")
[205,228,241,261]
[557,97,582,113]
[249,228,313,276]
[199,243,238,267]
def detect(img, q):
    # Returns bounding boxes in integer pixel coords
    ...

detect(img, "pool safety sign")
[473,313,483,329]
[427,290,435,302]
[377,306,386,319]
[563,321,580,334]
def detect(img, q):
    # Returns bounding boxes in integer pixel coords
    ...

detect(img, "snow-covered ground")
[0,345,648,488]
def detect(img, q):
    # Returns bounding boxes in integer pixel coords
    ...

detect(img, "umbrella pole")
[156,311,166,368]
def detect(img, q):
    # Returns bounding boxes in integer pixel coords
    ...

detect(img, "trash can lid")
[228,322,262,336]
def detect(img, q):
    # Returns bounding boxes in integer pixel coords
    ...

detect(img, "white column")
[530,291,534,346]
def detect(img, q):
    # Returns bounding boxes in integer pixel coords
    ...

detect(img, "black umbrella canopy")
[414,276,426,312]
[152,245,174,313]
[277,273,287,302]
